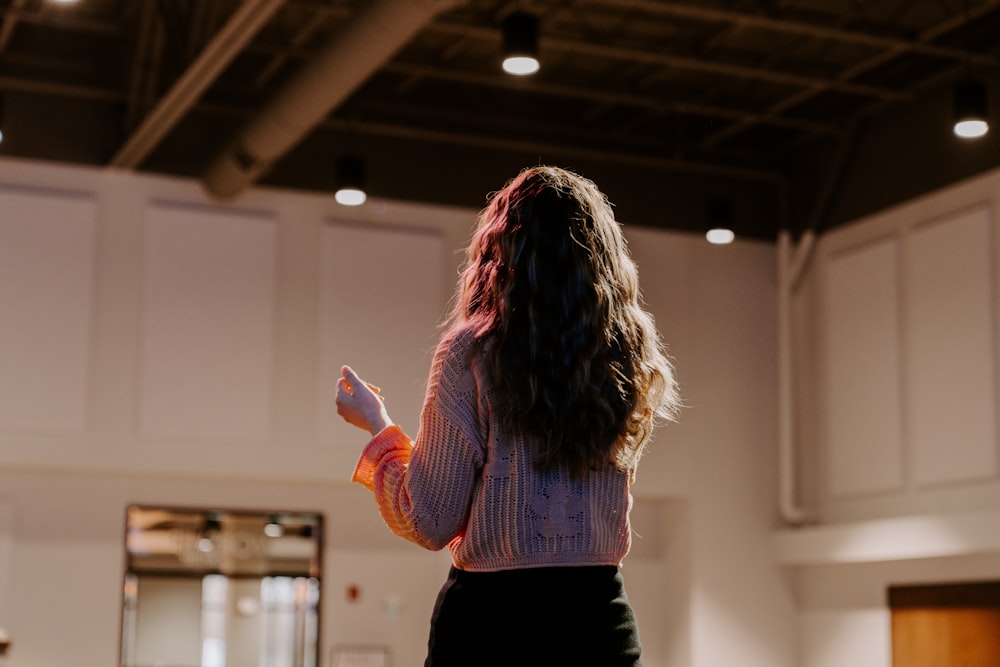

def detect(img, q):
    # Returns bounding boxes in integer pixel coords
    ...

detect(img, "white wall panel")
[0,188,96,431]
[905,208,997,485]
[138,203,276,441]
[317,222,444,471]
[823,238,903,497]
[800,609,891,667]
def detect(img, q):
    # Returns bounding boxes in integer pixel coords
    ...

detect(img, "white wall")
[0,156,791,667]
[628,228,797,667]
[784,166,1000,667]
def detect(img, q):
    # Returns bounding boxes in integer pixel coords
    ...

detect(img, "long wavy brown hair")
[448,165,679,475]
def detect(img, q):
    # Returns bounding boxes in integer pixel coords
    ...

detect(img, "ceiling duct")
[202,0,464,200]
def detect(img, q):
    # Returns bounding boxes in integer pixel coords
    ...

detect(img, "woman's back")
[411,324,635,571]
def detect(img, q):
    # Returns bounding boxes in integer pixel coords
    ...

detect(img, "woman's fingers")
[338,366,386,404]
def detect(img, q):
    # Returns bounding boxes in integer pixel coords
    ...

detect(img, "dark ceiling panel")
[0,0,998,240]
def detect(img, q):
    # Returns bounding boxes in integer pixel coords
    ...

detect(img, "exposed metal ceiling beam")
[0,75,122,101]
[109,0,288,169]
[429,21,912,101]
[701,0,1000,148]
[597,0,1000,67]
[0,69,784,184]
[0,0,28,54]
[383,61,842,136]
[123,2,160,134]
[322,116,785,186]
[0,6,120,33]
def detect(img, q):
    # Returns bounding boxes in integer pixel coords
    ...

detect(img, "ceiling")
[1,0,998,240]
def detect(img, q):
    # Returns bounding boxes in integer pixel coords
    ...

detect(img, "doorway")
[121,505,323,667]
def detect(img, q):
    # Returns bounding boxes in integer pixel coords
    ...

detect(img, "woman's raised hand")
[335,365,393,435]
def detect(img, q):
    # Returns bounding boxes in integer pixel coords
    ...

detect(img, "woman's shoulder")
[427,322,479,382]
[437,320,484,358]
[427,322,488,419]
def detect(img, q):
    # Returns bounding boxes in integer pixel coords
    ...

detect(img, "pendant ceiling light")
[705,197,736,245]
[334,156,367,206]
[953,79,990,139]
[502,11,540,76]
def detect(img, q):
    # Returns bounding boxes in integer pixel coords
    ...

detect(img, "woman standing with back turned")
[335,165,680,667]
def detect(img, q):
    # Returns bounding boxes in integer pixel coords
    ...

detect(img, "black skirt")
[424,565,643,667]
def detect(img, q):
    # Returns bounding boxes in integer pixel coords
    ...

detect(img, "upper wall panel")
[138,202,278,443]
[822,236,903,498]
[0,187,97,433]
[905,207,997,487]
[810,167,1000,520]
[0,158,469,480]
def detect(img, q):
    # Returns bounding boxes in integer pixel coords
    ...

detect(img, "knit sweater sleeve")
[352,329,486,551]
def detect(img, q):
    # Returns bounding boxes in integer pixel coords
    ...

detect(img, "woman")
[336,165,679,666]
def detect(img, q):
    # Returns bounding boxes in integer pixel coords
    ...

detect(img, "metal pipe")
[777,228,816,525]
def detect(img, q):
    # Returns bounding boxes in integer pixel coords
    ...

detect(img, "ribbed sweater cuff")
[351,424,410,491]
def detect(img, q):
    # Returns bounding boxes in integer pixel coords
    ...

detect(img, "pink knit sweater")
[352,324,636,572]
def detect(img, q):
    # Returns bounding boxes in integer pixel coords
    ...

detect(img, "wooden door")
[890,581,1000,667]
